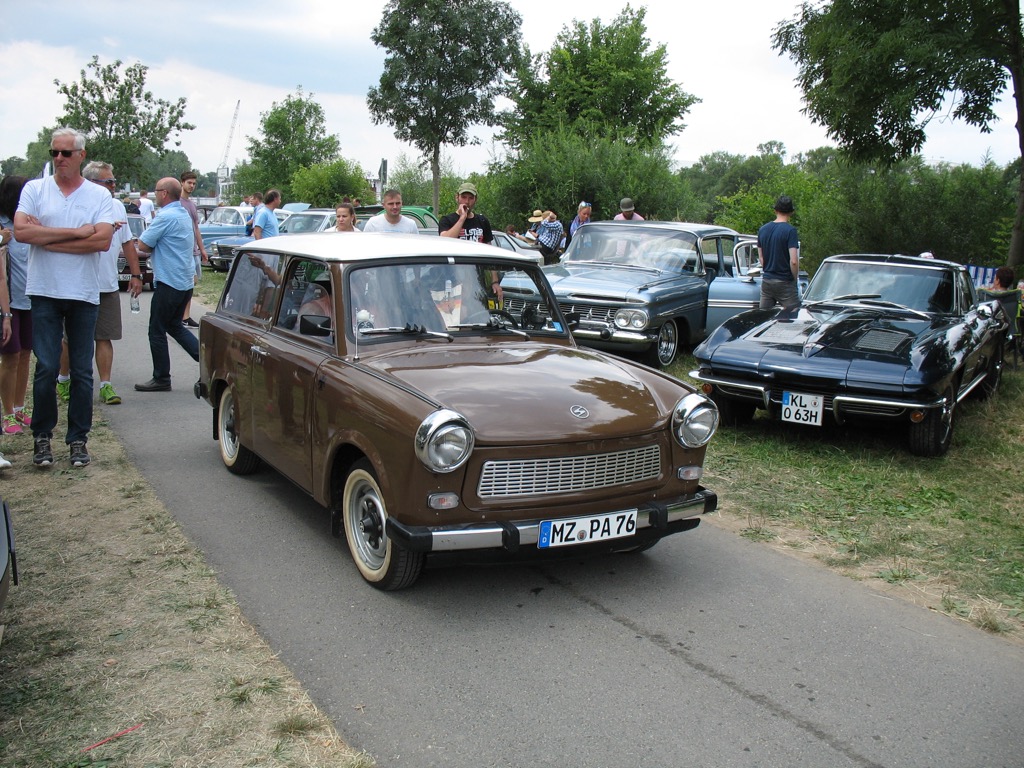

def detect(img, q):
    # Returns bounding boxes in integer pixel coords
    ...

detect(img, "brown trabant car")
[196,233,720,589]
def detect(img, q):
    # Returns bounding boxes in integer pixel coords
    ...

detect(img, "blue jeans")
[31,295,99,444]
[148,282,199,383]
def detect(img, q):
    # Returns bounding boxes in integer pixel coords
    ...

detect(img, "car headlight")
[614,308,649,330]
[415,409,475,473]
[672,393,719,448]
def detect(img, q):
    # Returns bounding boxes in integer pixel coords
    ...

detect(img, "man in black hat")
[757,195,800,310]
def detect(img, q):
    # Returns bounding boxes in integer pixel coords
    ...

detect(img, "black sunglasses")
[48,149,78,158]
[99,179,117,186]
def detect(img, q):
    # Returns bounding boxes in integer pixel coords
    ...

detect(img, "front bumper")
[689,369,950,424]
[570,322,655,349]
[386,487,717,553]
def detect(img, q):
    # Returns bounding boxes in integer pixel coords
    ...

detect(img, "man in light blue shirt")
[253,189,282,239]
[134,178,199,392]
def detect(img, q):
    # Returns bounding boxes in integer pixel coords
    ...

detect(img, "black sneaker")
[70,441,90,468]
[33,436,53,467]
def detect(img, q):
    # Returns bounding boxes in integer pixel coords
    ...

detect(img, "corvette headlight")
[672,393,719,448]
[614,308,649,330]
[415,409,475,473]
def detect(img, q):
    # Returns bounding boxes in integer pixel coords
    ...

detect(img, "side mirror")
[299,314,332,337]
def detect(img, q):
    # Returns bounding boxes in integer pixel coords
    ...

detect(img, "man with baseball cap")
[439,182,493,244]
[757,195,800,310]
[614,197,644,221]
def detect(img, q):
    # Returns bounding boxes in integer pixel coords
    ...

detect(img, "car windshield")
[282,213,331,233]
[349,261,563,336]
[126,217,145,239]
[804,261,955,313]
[207,207,246,226]
[564,226,701,272]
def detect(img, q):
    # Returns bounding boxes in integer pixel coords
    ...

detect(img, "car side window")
[276,259,334,338]
[222,251,284,321]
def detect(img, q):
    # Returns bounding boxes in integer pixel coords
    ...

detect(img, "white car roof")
[238,232,532,263]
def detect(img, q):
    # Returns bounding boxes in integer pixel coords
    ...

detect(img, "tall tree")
[367,0,523,212]
[773,0,1024,266]
[54,56,194,184]
[500,5,698,151]
[233,88,340,201]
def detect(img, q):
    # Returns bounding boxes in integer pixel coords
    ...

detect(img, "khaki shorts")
[94,290,123,341]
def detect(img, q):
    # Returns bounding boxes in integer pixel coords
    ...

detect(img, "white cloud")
[1,0,1018,186]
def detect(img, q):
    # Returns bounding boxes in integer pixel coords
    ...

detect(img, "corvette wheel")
[908,385,956,457]
[977,348,1003,400]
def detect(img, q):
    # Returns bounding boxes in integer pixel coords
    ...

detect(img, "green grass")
[668,351,1024,636]
[194,266,227,308]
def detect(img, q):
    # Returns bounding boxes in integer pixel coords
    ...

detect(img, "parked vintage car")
[1,497,17,619]
[198,205,254,250]
[208,208,339,271]
[542,221,807,368]
[492,229,543,265]
[355,205,440,235]
[690,254,1008,456]
[196,233,720,589]
[117,213,153,290]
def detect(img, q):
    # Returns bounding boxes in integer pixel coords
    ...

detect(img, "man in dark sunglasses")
[12,127,117,469]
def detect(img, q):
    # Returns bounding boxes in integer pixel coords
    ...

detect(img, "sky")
[1,0,1018,186]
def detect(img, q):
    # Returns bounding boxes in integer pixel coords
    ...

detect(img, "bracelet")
[1,312,12,318]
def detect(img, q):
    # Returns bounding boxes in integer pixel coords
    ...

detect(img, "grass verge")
[669,352,1024,640]
[0,411,373,767]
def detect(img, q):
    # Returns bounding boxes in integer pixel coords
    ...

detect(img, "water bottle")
[130,294,140,314]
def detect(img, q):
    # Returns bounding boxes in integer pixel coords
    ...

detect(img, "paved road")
[105,292,1024,768]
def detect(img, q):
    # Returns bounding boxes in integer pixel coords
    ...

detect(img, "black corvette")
[691,254,1008,456]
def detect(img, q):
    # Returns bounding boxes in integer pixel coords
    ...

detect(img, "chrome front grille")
[557,302,616,324]
[504,296,550,316]
[477,444,661,498]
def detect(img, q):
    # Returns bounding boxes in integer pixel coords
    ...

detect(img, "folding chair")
[967,265,998,289]
[978,288,1021,370]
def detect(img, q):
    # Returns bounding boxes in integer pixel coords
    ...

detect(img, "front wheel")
[218,386,261,475]
[342,459,424,590]
[908,385,956,457]
[643,320,678,368]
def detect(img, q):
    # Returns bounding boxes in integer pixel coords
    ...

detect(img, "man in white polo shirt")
[14,127,116,468]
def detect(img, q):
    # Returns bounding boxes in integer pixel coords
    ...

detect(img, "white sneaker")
[0,452,11,469]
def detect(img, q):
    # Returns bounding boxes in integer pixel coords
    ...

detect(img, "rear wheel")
[342,459,424,590]
[977,348,1003,400]
[908,385,956,457]
[643,320,679,368]
[218,386,261,475]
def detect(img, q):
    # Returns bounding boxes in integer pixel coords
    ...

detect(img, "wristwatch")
[130,274,143,280]
[1,312,12,318]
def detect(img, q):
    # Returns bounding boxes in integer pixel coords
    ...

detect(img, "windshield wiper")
[451,319,531,340]
[359,323,453,341]
[858,299,930,319]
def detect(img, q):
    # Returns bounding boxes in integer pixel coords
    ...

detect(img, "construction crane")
[217,100,241,201]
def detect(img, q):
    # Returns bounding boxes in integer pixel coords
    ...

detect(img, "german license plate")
[781,391,823,426]
[538,510,637,549]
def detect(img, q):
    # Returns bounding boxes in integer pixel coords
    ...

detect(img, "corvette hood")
[703,305,948,387]
[361,342,678,443]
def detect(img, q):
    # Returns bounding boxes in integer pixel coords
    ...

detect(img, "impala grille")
[477,444,661,498]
